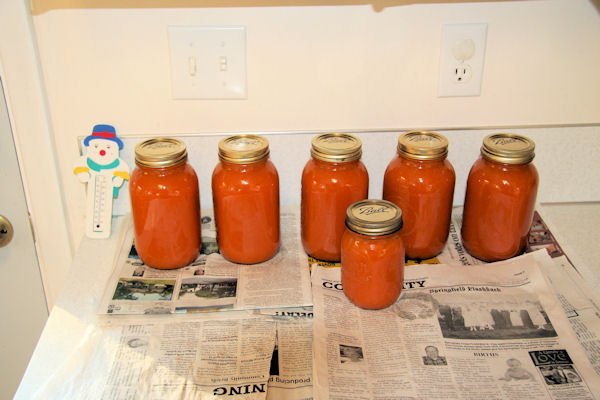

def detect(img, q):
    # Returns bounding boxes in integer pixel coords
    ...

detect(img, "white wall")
[27,0,600,298]
[0,0,72,310]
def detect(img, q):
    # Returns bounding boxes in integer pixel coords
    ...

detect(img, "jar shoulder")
[384,156,455,184]
[302,158,368,183]
[212,159,279,187]
[131,163,198,186]
[468,158,539,185]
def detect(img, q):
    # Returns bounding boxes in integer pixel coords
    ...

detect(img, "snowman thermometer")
[74,124,129,238]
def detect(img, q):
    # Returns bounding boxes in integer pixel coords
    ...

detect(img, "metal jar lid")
[481,133,535,164]
[345,200,403,236]
[397,131,448,160]
[311,133,362,163]
[134,138,188,168]
[218,134,270,164]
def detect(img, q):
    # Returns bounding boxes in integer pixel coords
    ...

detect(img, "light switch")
[168,26,247,99]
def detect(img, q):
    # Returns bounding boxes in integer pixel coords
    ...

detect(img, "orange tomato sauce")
[461,156,539,261]
[341,230,404,309]
[301,158,368,261]
[383,156,455,259]
[212,158,280,264]
[130,162,201,269]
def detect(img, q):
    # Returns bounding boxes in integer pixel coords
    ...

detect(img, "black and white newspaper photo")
[98,207,312,315]
[311,250,600,399]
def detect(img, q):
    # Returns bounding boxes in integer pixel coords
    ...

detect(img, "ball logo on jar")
[357,205,391,216]
[492,137,520,146]
[232,137,261,148]
[407,135,438,144]
[322,136,351,144]
[148,142,176,150]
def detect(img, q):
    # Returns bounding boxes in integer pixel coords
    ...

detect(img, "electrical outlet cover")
[438,23,487,97]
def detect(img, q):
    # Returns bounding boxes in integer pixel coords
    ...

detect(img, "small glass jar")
[461,133,539,262]
[383,131,455,259]
[130,138,201,269]
[341,200,404,310]
[212,134,280,264]
[301,133,369,261]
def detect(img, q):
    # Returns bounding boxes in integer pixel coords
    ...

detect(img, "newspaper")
[98,207,312,315]
[308,207,600,378]
[440,208,600,376]
[30,310,315,400]
[31,313,276,399]
[265,308,314,400]
[311,250,600,399]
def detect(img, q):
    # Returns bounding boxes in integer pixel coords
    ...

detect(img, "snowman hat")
[84,124,124,149]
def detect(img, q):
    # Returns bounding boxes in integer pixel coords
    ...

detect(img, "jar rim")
[134,138,188,168]
[218,134,270,164]
[397,131,448,160]
[345,199,403,236]
[481,133,535,164]
[311,133,362,163]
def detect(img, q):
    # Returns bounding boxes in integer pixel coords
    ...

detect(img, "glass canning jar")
[461,133,539,262]
[129,138,201,269]
[341,200,404,310]
[301,133,369,261]
[383,131,455,259]
[212,134,280,264]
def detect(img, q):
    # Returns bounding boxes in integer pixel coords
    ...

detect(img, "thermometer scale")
[86,172,113,239]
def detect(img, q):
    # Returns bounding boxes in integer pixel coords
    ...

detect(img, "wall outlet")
[168,26,247,99]
[438,23,487,97]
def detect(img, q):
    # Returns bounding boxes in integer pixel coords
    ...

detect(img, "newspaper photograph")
[440,207,600,376]
[311,250,600,399]
[98,207,312,315]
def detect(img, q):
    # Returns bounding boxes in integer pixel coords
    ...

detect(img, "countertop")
[15,202,600,399]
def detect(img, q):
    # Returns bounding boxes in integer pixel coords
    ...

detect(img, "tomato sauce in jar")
[301,133,369,261]
[130,138,201,269]
[383,131,455,259]
[461,133,539,262]
[341,200,404,309]
[212,135,280,264]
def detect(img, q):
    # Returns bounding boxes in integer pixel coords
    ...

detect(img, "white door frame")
[0,0,73,309]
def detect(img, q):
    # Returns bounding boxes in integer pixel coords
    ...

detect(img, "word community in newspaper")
[311,250,600,400]
[98,207,312,315]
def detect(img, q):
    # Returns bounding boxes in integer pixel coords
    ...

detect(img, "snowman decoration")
[73,124,129,238]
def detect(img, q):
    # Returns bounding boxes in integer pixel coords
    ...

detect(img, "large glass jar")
[461,133,539,262]
[212,134,280,264]
[341,200,404,310]
[383,131,455,259]
[130,138,201,269]
[301,133,369,261]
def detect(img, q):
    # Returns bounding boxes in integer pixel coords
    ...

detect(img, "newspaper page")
[312,250,600,400]
[31,313,276,400]
[440,207,600,376]
[264,308,314,400]
[98,207,312,315]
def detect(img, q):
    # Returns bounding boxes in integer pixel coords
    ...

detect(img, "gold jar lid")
[134,138,188,168]
[481,133,535,164]
[218,134,270,164]
[397,131,448,160]
[345,200,403,236]
[311,133,362,163]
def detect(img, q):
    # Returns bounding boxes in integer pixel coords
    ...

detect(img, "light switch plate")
[168,26,247,99]
[438,23,487,97]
